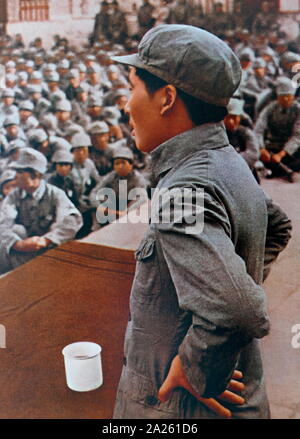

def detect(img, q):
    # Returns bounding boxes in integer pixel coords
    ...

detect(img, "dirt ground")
[261,175,300,419]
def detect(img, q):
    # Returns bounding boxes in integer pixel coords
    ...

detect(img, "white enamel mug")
[62,341,103,392]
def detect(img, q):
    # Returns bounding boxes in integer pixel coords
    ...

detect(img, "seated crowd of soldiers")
[0,0,299,274]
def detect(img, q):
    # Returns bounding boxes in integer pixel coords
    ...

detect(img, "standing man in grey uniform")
[0,149,82,274]
[111,24,273,419]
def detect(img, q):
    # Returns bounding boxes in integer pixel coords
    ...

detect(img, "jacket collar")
[150,121,229,182]
[20,179,46,201]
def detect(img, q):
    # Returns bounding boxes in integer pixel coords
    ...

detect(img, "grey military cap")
[88,95,103,107]
[102,106,121,125]
[10,148,47,174]
[44,63,57,72]
[58,59,70,69]
[6,73,17,83]
[76,62,87,73]
[71,132,92,149]
[27,84,42,94]
[68,69,80,79]
[19,100,34,111]
[6,139,26,155]
[88,121,109,135]
[107,65,120,73]
[239,48,255,62]
[87,64,101,74]
[2,88,15,98]
[4,115,20,127]
[227,98,244,116]
[18,71,29,81]
[253,58,267,69]
[113,146,134,161]
[276,77,297,96]
[25,60,35,68]
[66,124,83,138]
[114,88,130,100]
[259,46,275,58]
[112,24,242,107]
[5,60,16,68]
[51,93,64,103]
[51,137,72,152]
[31,71,43,80]
[0,170,16,188]
[55,100,72,112]
[46,71,60,82]
[281,51,300,65]
[52,150,74,164]
[29,128,48,144]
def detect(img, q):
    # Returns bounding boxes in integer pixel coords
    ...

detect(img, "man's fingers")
[218,390,245,405]
[232,370,243,380]
[184,384,233,419]
[157,376,176,403]
[198,397,232,419]
[227,379,245,392]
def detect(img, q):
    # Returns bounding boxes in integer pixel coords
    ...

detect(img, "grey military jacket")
[254,101,300,155]
[71,159,101,212]
[0,180,82,253]
[114,122,277,419]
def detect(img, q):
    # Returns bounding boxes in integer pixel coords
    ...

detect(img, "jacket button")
[145,395,158,406]
[123,356,127,366]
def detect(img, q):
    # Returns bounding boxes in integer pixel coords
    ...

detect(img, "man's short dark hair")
[135,68,227,126]
[16,168,42,179]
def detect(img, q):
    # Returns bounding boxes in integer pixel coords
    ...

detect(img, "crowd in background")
[0,0,299,273]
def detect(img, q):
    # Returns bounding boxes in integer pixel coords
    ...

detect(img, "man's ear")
[160,85,177,116]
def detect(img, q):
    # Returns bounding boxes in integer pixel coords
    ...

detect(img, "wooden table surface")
[0,240,137,419]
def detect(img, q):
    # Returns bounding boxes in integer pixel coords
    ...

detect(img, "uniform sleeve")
[283,112,300,156]
[243,76,260,96]
[155,191,270,398]
[239,127,260,168]
[89,175,112,208]
[88,159,101,184]
[127,172,149,211]
[254,103,274,150]
[43,188,83,245]
[264,195,292,280]
[0,191,22,253]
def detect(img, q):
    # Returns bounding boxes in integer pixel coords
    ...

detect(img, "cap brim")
[8,161,26,170]
[111,54,146,69]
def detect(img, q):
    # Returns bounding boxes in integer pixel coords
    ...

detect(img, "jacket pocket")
[115,367,182,418]
[135,237,155,261]
[132,237,161,303]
